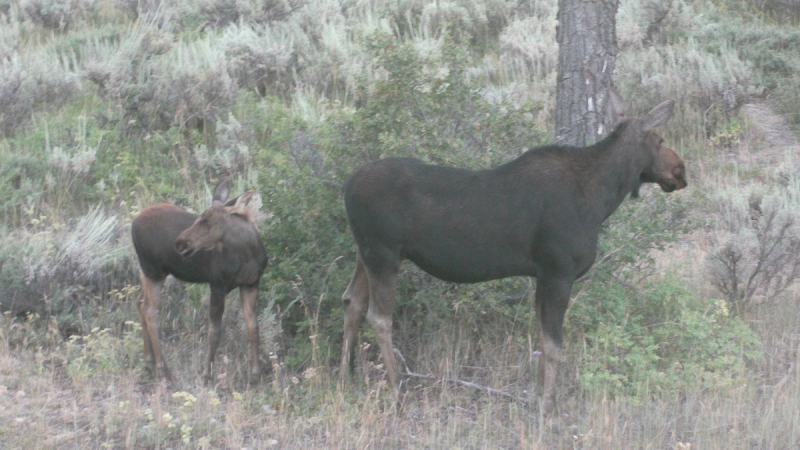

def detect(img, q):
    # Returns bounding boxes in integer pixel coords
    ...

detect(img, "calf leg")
[239,285,262,384]
[341,251,369,382]
[365,268,402,401]
[535,276,572,416]
[203,287,227,383]
[135,289,155,374]
[138,274,171,381]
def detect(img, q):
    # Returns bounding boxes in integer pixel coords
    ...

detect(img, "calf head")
[175,180,256,257]
[632,99,688,197]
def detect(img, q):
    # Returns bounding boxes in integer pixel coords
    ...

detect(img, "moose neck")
[580,122,652,225]
[218,219,260,255]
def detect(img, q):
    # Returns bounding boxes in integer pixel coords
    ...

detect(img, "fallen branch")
[771,363,794,394]
[394,349,530,405]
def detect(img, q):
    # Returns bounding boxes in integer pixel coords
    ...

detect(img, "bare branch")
[394,349,530,405]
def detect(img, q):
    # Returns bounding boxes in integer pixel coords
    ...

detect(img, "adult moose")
[131,178,267,384]
[340,99,686,414]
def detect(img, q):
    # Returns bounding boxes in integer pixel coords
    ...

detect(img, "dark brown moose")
[340,99,686,414]
[131,179,267,383]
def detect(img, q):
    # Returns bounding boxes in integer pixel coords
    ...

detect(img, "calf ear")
[233,191,255,208]
[228,191,256,219]
[640,99,675,132]
[212,177,232,204]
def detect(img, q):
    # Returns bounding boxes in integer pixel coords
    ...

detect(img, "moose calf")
[131,179,267,383]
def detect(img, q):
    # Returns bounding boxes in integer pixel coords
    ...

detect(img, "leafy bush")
[569,193,759,399]
[177,0,304,31]
[219,22,310,97]
[0,206,135,330]
[497,12,557,82]
[706,168,800,314]
[617,40,757,141]
[577,275,759,399]
[20,0,95,32]
[87,30,236,135]
[0,51,80,135]
[66,321,143,380]
[114,0,160,20]
[260,31,545,365]
[0,9,20,60]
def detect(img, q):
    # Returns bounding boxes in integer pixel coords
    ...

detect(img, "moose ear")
[212,177,232,204]
[233,191,255,208]
[227,191,255,219]
[640,99,675,132]
[605,88,627,129]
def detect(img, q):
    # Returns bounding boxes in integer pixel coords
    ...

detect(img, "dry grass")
[1,286,799,449]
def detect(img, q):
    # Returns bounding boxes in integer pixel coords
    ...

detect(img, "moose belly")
[403,238,533,283]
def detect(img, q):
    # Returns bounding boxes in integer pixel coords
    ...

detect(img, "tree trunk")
[555,0,620,147]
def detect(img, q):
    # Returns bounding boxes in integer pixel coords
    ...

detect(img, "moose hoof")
[201,370,214,386]
[248,370,262,386]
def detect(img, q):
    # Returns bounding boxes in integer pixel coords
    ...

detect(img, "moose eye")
[201,219,210,227]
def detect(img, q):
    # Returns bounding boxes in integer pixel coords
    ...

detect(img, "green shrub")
[259,31,545,366]
[576,274,759,400]
[566,188,760,400]
[219,22,311,98]
[20,0,96,32]
[0,206,136,331]
[0,50,80,136]
[65,321,143,380]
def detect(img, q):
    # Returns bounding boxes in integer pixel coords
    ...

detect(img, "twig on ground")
[771,362,794,394]
[394,349,530,405]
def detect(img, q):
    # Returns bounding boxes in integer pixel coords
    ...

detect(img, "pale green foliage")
[193,113,252,172]
[0,9,20,60]
[24,206,122,283]
[707,165,800,313]
[0,206,132,314]
[219,22,311,96]
[85,20,236,134]
[620,41,754,110]
[617,0,692,49]
[617,39,757,141]
[19,0,95,31]
[150,39,236,130]
[498,13,557,82]
[0,49,79,134]
[66,322,143,379]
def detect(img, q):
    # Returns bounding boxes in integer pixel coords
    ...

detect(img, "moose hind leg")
[535,276,572,416]
[365,268,403,401]
[140,275,171,381]
[204,287,227,384]
[341,251,369,383]
[239,285,262,384]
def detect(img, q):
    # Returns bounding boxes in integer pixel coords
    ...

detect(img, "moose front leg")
[239,285,262,384]
[535,275,572,416]
[203,287,227,384]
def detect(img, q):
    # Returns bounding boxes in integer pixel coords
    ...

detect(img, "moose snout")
[175,237,195,257]
[658,176,687,193]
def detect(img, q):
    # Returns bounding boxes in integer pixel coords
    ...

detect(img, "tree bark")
[555,0,620,147]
